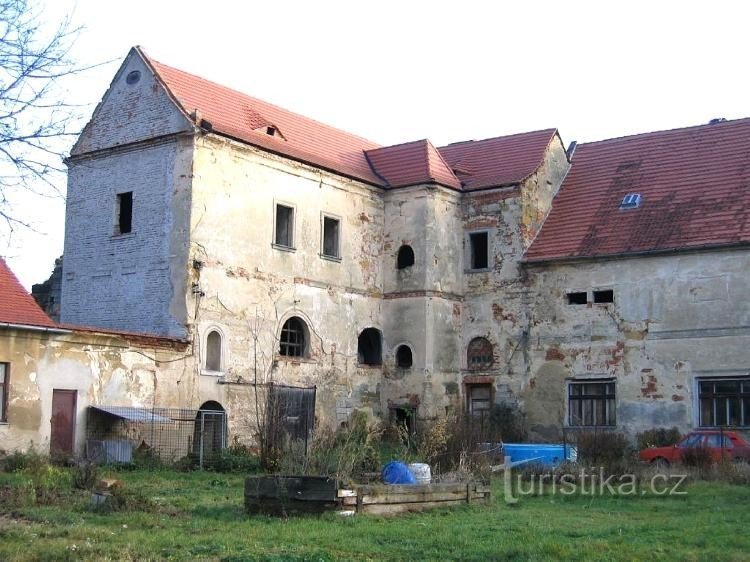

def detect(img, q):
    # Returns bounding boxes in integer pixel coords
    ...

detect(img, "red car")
[639,430,750,466]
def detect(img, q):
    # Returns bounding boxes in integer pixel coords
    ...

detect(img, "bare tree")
[0,0,87,231]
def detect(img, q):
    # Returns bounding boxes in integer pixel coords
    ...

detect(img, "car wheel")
[651,457,670,469]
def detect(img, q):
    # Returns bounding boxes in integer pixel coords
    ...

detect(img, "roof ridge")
[144,54,383,149]
[438,127,558,149]
[578,117,750,148]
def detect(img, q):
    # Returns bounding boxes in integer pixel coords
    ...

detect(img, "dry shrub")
[636,427,682,450]
[574,430,633,474]
[278,410,381,483]
[681,446,714,474]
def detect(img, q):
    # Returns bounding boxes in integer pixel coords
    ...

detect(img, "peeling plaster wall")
[0,329,195,454]
[185,135,386,431]
[523,248,750,438]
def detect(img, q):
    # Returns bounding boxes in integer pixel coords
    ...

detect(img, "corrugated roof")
[0,258,57,329]
[525,118,750,262]
[438,129,558,190]
[90,406,172,423]
[366,140,462,189]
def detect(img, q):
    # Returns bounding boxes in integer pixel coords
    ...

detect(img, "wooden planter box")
[244,475,490,516]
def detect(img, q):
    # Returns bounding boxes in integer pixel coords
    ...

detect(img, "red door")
[50,390,77,459]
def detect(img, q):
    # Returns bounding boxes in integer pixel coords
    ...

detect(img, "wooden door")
[50,389,77,459]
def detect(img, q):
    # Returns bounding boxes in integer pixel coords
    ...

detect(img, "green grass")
[0,468,749,561]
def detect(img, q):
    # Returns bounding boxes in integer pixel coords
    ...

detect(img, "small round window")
[126,70,142,85]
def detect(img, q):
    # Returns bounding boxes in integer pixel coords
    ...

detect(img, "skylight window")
[620,193,641,209]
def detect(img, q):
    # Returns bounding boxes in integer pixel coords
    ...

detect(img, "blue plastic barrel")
[382,461,417,484]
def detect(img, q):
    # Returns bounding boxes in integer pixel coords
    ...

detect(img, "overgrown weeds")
[635,427,681,450]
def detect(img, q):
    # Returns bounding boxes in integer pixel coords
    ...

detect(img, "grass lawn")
[0,468,748,561]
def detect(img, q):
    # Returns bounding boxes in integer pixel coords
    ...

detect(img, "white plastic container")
[408,462,431,484]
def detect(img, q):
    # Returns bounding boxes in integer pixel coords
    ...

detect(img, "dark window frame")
[279,317,307,358]
[567,291,588,305]
[358,327,383,366]
[468,231,490,271]
[115,191,133,235]
[396,245,415,269]
[593,289,614,304]
[467,337,494,371]
[466,383,493,415]
[568,379,616,427]
[0,363,8,422]
[698,377,750,428]
[395,345,413,369]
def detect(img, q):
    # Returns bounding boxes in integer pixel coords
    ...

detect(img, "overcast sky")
[4,0,749,289]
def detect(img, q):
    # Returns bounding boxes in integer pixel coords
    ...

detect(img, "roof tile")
[0,258,57,329]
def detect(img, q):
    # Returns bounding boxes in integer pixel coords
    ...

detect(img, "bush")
[208,449,261,473]
[681,446,713,473]
[636,427,682,450]
[574,431,633,474]
[0,446,47,473]
[72,459,98,490]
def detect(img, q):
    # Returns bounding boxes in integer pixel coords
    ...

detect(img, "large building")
[6,45,748,455]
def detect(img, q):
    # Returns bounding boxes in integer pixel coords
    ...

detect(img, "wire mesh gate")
[85,405,227,469]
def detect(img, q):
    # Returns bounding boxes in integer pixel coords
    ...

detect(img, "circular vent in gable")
[126,70,141,85]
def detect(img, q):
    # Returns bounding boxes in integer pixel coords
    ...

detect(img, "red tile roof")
[366,140,462,189]
[525,118,750,262]
[438,129,558,190]
[0,258,57,329]
[144,51,385,186]
[141,48,555,192]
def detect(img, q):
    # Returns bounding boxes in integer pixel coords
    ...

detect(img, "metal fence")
[85,405,227,469]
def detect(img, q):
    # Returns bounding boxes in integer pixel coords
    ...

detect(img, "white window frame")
[320,212,342,261]
[272,201,296,251]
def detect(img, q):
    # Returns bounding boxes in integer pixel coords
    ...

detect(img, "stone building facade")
[49,46,750,445]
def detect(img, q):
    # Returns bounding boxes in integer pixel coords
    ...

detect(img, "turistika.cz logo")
[500,456,688,504]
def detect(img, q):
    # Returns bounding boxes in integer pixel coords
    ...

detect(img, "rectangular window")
[567,291,588,305]
[593,289,614,304]
[469,232,489,270]
[274,204,294,248]
[116,192,133,235]
[0,363,8,422]
[322,216,340,259]
[568,380,615,426]
[467,384,492,415]
[698,378,750,427]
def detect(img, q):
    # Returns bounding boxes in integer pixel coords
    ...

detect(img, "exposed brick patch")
[545,347,565,361]
[672,394,685,402]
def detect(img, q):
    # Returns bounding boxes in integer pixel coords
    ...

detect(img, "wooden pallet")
[244,476,490,516]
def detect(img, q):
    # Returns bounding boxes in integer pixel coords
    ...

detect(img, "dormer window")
[620,193,641,209]
[266,126,276,136]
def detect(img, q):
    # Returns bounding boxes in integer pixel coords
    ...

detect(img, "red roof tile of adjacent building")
[525,118,750,262]
[144,51,386,186]
[0,258,57,329]
[366,140,462,189]
[438,129,558,190]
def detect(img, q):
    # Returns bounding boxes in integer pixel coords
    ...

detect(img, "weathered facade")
[6,45,746,454]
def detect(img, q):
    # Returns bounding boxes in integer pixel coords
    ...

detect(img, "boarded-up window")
[275,204,294,247]
[205,330,222,371]
[467,337,493,370]
[468,384,492,414]
[322,216,340,258]
[280,317,307,357]
[0,363,7,422]
[568,380,616,426]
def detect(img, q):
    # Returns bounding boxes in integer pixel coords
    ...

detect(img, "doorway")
[51,389,77,459]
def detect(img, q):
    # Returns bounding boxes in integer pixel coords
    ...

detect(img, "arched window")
[467,337,493,370]
[280,317,307,357]
[358,328,382,365]
[205,330,222,371]
[395,345,413,368]
[397,245,415,269]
